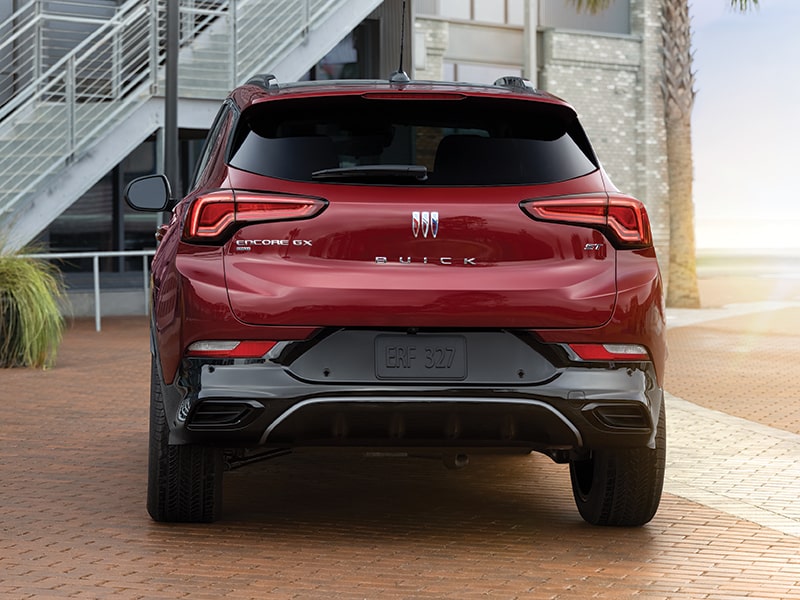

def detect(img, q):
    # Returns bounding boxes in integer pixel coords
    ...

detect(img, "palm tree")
[569,0,758,307]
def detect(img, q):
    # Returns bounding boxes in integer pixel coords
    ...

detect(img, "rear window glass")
[228,95,598,185]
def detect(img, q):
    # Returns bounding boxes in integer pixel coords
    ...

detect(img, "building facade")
[0,0,669,287]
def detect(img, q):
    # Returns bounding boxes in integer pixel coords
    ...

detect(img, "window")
[473,0,505,24]
[419,0,526,26]
[229,95,597,186]
[418,0,629,32]
[445,62,522,84]
[440,0,470,20]
[190,102,235,192]
[539,0,630,35]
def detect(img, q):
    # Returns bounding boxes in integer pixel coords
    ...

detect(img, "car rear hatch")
[219,182,617,329]
[213,90,629,329]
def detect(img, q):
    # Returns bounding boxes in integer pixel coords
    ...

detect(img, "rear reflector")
[183,191,327,243]
[187,341,277,358]
[520,195,652,249]
[568,344,650,361]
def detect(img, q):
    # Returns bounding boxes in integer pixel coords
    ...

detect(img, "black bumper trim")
[258,396,583,446]
[166,356,662,450]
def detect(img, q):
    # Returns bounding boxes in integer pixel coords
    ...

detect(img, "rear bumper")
[163,359,663,456]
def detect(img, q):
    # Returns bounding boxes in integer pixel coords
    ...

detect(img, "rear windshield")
[228,95,598,186]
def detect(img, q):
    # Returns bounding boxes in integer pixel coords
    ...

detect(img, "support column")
[165,0,179,199]
[523,0,539,86]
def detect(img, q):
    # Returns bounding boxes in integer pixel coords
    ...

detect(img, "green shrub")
[0,251,65,369]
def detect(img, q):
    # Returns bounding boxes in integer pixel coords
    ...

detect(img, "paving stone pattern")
[2,276,800,599]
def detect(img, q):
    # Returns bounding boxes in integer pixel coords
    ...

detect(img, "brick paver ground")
[2,273,800,599]
[666,306,800,434]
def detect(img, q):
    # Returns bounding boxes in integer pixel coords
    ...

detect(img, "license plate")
[375,335,467,380]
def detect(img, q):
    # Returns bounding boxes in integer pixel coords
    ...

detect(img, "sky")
[690,0,800,250]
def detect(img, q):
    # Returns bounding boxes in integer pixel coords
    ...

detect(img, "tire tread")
[147,357,222,523]
[570,402,666,527]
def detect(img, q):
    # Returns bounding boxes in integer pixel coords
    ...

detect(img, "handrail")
[0,0,152,224]
[21,249,156,332]
[0,0,145,124]
[0,10,38,56]
[0,0,371,251]
[180,3,229,17]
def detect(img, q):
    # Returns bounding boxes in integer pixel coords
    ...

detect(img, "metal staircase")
[0,0,383,251]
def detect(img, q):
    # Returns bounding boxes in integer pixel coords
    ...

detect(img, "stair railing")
[0,0,363,241]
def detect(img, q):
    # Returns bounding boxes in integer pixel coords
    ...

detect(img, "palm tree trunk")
[662,0,700,307]
[573,0,757,307]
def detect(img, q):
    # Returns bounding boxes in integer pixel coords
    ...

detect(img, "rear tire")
[147,356,223,523]
[569,402,666,526]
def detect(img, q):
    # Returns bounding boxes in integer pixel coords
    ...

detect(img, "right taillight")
[520,194,652,249]
[183,191,327,243]
[607,197,653,248]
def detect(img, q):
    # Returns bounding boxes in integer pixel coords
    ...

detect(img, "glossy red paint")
[535,247,666,384]
[148,81,665,386]
[152,243,320,383]
[221,170,616,330]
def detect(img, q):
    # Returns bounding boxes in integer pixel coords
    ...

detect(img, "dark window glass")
[190,102,234,191]
[229,96,597,186]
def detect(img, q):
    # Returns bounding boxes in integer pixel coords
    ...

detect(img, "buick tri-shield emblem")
[412,211,439,238]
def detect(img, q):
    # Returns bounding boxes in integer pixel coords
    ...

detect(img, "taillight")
[183,191,327,243]
[520,195,652,249]
[186,340,277,358]
[568,343,650,361]
[607,198,653,247]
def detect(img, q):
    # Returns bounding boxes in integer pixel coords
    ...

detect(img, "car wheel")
[569,402,666,526]
[147,356,223,523]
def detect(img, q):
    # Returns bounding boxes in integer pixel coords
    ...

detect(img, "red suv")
[126,74,666,526]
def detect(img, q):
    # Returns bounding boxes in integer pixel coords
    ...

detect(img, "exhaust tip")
[443,453,469,470]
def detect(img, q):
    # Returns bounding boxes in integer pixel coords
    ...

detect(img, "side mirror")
[124,175,172,211]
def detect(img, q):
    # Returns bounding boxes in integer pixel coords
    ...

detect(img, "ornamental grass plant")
[0,249,65,368]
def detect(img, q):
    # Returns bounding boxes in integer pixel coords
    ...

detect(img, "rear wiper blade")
[311,165,428,181]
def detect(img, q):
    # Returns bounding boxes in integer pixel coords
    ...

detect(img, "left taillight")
[520,194,652,249]
[183,191,327,243]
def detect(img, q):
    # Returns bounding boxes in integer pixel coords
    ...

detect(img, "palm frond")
[729,0,759,11]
